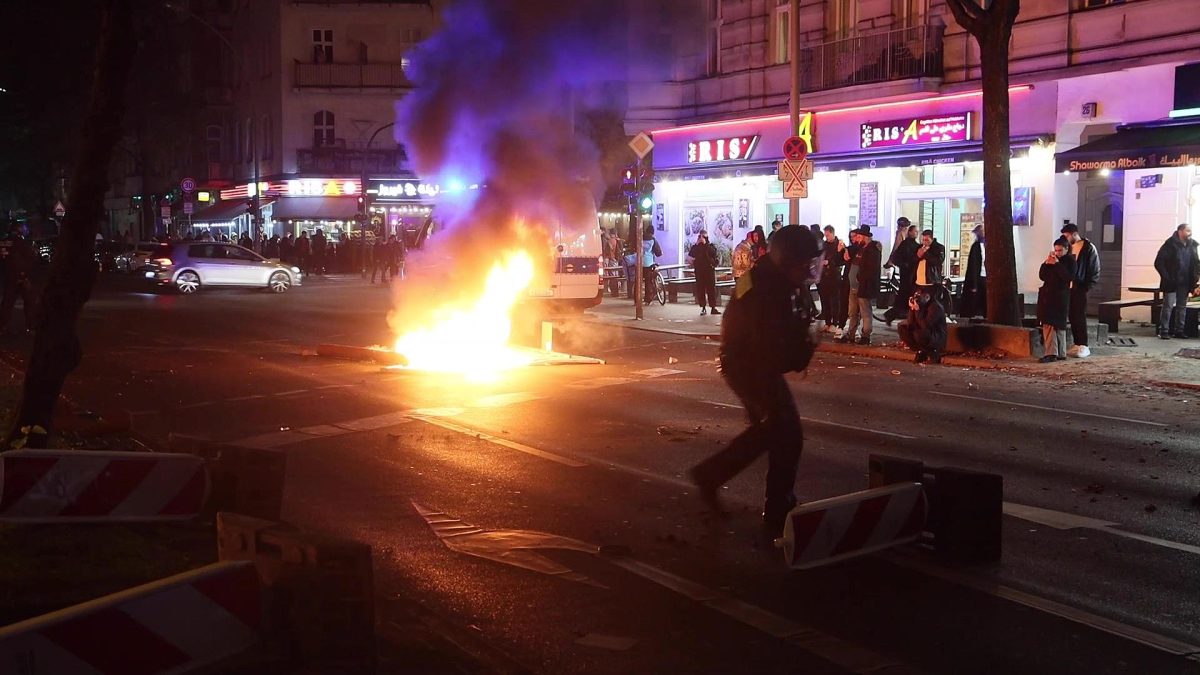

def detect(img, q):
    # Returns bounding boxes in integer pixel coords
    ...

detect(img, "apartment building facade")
[628,0,1200,312]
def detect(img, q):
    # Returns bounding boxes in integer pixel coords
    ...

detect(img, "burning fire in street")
[392,249,538,381]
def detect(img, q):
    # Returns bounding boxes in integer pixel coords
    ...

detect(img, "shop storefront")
[650,85,1058,291]
[366,178,437,243]
[219,177,362,241]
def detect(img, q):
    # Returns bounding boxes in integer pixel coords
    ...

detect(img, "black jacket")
[820,238,846,284]
[1154,235,1200,291]
[1070,238,1101,290]
[907,297,947,343]
[889,237,919,276]
[1037,254,1076,329]
[964,241,985,290]
[688,242,719,274]
[721,255,814,376]
[844,240,882,299]
[914,240,945,286]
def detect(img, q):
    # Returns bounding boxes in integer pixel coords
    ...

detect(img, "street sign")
[183,201,195,215]
[53,201,66,218]
[181,177,196,193]
[777,159,814,181]
[783,136,808,161]
[628,132,655,160]
[161,205,171,219]
[784,180,808,199]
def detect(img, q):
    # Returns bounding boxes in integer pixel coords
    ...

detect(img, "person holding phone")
[897,289,947,364]
[1037,237,1076,362]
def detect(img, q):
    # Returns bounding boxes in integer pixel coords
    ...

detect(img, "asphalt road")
[8,272,1200,674]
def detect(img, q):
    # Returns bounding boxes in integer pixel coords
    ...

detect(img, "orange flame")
[393,250,536,380]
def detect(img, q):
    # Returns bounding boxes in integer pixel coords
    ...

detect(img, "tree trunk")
[5,0,136,450]
[978,27,1021,327]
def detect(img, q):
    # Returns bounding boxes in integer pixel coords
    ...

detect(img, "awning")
[1054,121,1200,172]
[190,199,252,224]
[271,196,357,220]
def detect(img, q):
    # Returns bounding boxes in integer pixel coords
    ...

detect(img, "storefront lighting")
[1062,170,1072,175]
[1099,168,1112,177]
[1168,107,1200,119]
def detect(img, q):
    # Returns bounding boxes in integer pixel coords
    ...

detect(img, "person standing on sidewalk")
[733,231,755,280]
[838,226,881,345]
[884,221,919,326]
[914,229,945,291]
[961,224,988,319]
[1061,222,1100,357]
[688,230,721,316]
[1037,237,1076,362]
[688,225,820,536]
[1153,223,1199,339]
[818,226,846,334]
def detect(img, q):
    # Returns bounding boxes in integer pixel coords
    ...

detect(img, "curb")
[816,341,1017,370]
[1149,379,1200,392]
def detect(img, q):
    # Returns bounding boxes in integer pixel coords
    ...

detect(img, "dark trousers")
[694,271,719,308]
[690,367,803,524]
[0,279,35,332]
[624,262,637,299]
[897,320,946,354]
[884,271,914,321]
[818,278,843,326]
[1159,286,1190,335]
[642,265,657,304]
[1069,286,1089,346]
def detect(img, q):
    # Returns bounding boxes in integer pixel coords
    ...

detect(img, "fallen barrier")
[0,560,262,675]
[778,454,1002,569]
[0,449,209,523]
[217,512,376,674]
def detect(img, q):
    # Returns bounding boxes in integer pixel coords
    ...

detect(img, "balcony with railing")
[797,23,944,94]
[294,62,411,89]
[296,144,408,174]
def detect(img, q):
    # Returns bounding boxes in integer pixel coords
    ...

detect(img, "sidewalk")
[585,295,1200,392]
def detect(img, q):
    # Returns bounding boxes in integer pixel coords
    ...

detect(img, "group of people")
[604,225,663,305]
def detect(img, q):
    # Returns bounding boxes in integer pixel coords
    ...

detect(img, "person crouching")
[897,290,947,364]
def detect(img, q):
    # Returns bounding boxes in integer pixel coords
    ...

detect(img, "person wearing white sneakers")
[1061,222,1100,358]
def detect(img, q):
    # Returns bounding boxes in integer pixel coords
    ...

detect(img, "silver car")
[145,242,302,294]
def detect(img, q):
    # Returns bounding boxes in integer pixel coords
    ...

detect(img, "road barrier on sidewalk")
[778,482,928,570]
[316,342,410,366]
[217,512,376,674]
[0,449,209,523]
[0,560,262,675]
[170,434,287,521]
[778,454,1003,569]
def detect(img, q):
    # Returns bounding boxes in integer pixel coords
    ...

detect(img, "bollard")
[218,512,376,675]
[868,454,925,489]
[541,320,554,352]
[924,466,1003,563]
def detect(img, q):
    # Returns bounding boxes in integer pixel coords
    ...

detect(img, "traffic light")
[639,189,654,212]
[621,167,637,197]
[244,199,254,216]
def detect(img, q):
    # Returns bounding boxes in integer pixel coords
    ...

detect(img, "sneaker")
[1066,344,1081,357]
[1159,332,1172,340]
[1172,333,1187,339]
[1039,355,1057,363]
[834,334,851,344]
[1075,345,1091,358]
[700,308,707,316]
[833,328,845,340]
[710,308,720,315]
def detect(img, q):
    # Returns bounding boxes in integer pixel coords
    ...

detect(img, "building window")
[401,28,424,45]
[894,0,926,28]
[206,125,223,164]
[772,0,790,65]
[1080,0,1125,7]
[313,110,335,147]
[706,0,721,76]
[312,29,333,63]
[262,115,273,160]
[827,0,857,40]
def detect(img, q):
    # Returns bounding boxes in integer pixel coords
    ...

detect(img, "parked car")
[145,242,302,294]
[115,242,170,273]
[95,241,122,272]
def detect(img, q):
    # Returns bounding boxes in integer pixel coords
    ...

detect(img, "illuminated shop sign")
[371,181,441,199]
[688,135,761,164]
[860,112,972,150]
[220,179,362,201]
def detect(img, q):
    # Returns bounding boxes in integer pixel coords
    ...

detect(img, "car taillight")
[154,258,173,266]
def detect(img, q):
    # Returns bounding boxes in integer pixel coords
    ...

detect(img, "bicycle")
[647,267,667,306]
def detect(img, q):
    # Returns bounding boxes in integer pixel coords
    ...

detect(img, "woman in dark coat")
[1037,237,1077,362]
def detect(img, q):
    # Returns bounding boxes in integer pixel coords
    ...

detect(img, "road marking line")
[567,377,634,390]
[471,392,545,408]
[929,391,1168,427]
[411,416,587,468]
[699,400,915,439]
[633,367,685,378]
[275,389,310,397]
[234,430,313,449]
[335,411,413,432]
[885,549,1200,658]
[176,401,216,410]
[226,394,265,402]
[1005,502,1200,556]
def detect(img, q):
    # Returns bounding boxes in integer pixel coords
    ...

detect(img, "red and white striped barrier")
[0,449,209,523]
[777,481,928,570]
[0,560,262,675]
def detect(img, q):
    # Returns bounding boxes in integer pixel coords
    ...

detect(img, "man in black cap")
[689,225,820,536]
[838,225,882,345]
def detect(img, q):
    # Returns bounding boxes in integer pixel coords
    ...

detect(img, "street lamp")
[361,122,395,235]
[163,1,261,241]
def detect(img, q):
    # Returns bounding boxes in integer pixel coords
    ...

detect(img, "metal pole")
[788,0,801,226]
[363,122,395,238]
[633,157,644,320]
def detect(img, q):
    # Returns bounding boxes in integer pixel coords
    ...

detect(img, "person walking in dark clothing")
[1037,237,1076,361]
[817,226,846,333]
[688,230,721,315]
[264,235,280,260]
[898,289,948,364]
[961,224,988,319]
[279,233,294,264]
[238,232,253,249]
[1061,222,1100,357]
[1153,223,1199,339]
[688,225,820,536]
[884,221,919,325]
[295,231,312,273]
[312,228,327,275]
[838,226,882,345]
[0,224,36,334]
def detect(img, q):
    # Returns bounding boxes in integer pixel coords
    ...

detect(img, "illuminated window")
[1081,0,1125,7]
[313,110,335,147]
[312,29,333,63]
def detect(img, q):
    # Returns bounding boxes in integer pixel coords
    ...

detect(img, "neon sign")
[860,112,973,150]
[373,181,441,199]
[688,135,760,164]
[286,179,361,196]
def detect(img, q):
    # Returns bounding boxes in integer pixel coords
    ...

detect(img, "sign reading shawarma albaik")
[860,112,973,150]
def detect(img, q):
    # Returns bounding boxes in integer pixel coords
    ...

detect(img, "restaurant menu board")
[959,212,984,258]
[858,182,879,227]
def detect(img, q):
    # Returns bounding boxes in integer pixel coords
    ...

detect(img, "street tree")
[944,0,1022,326]
[6,0,137,449]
